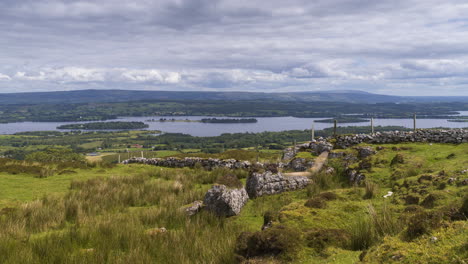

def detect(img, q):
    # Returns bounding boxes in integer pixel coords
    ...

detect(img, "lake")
[0,112,467,137]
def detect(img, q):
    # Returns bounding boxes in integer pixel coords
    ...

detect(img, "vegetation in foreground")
[0,140,466,263]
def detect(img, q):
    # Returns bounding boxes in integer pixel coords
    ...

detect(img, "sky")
[1,0,468,96]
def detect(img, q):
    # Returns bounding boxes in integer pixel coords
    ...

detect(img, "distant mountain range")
[0,89,467,104]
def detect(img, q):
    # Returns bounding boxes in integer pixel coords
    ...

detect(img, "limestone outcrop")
[203,185,249,217]
[246,171,310,198]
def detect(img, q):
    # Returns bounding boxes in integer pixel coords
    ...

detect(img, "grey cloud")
[0,0,468,95]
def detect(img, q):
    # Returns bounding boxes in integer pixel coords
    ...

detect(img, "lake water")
[0,112,467,137]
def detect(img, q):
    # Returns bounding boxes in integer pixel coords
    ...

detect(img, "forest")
[0,99,467,123]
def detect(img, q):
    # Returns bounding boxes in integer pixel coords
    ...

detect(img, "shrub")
[235,226,302,260]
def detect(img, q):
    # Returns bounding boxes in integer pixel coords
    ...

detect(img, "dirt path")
[283,151,329,177]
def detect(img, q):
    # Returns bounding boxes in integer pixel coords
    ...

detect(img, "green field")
[0,142,466,263]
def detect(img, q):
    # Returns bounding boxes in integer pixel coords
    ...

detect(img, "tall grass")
[347,203,402,250]
[0,168,247,263]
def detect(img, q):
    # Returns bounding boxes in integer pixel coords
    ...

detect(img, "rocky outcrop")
[203,185,249,217]
[335,129,468,148]
[123,157,252,170]
[346,169,365,185]
[184,201,203,216]
[309,139,334,155]
[246,171,310,198]
[356,147,376,159]
[287,158,314,172]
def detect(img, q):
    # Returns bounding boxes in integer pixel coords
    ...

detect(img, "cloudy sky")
[1,0,468,95]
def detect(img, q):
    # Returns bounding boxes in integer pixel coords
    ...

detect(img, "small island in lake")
[315,117,370,123]
[57,121,149,130]
[200,118,258,123]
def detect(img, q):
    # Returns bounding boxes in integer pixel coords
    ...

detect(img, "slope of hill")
[1,89,466,105]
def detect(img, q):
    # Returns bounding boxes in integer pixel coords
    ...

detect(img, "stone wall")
[334,129,467,149]
[123,157,252,170]
[246,171,310,198]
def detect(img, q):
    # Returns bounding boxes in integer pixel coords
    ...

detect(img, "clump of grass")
[304,197,327,209]
[305,228,350,253]
[363,180,378,199]
[235,225,302,261]
[405,211,442,240]
[348,204,402,250]
[390,154,405,166]
[348,214,375,250]
[215,173,243,188]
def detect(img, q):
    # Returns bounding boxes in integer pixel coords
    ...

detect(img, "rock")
[383,191,393,198]
[184,200,203,216]
[356,147,376,159]
[310,140,333,155]
[288,158,312,172]
[282,148,296,160]
[246,171,310,198]
[346,169,365,185]
[203,185,249,217]
[146,227,167,237]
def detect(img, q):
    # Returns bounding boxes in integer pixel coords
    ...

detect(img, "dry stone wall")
[334,129,467,149]
[246,171,310,198]
[123,157,252,170]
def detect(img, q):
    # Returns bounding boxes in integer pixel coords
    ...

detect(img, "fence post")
[256,145,259,163]
[118,155,121,164]
[413,113,417,131]
[333,119,337,137]
[311,121,315,141]
[371,117,374,135]
[141,151,144,158]
[293,139,297,154]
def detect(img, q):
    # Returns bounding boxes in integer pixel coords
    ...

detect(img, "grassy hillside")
[0,143,466,263]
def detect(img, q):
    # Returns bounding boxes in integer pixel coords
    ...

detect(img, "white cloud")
[0,73,11,81]
[121,69,181,84]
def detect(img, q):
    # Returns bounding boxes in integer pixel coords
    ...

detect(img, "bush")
[235,226,302,260]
